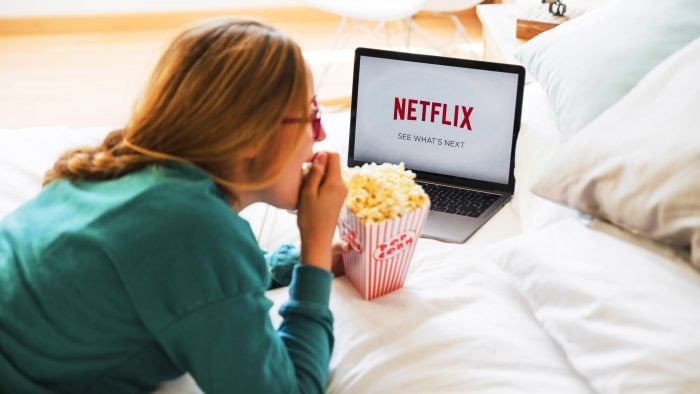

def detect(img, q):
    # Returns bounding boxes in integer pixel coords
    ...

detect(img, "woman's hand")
[331,241,349,277]
[297,151,348,272]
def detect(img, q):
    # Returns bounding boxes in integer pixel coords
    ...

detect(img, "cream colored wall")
[0,0,305,17]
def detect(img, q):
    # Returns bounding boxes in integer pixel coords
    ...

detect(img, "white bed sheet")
[2,83,596,392]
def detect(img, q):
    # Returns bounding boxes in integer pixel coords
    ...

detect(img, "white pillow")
[515,0,700,139]
[532,36,700,267]
[0,126,109,219]
[513,82,578,232]
[494,218,700,394]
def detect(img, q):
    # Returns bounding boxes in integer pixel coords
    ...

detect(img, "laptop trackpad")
[421,210,480,243]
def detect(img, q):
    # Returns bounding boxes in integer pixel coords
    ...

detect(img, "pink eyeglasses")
[282,98,323,141]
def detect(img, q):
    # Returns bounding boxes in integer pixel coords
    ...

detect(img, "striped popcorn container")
[337,202,430,300]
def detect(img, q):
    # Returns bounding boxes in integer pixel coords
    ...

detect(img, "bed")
[2,1,699,392]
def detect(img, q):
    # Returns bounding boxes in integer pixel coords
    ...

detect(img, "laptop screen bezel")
[347,47,525,194]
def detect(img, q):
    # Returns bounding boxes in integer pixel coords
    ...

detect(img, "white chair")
[414,0,484,57]
[306,0,427,51]
[307,0,426,49]
[305,0,427,99]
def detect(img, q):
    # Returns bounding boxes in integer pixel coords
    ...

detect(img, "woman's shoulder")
[123,162,226,207]
[61,161,265,283]
[96,163,271,328]
[5,162,243,249]
[93,162,239,227]
[101,162,256,251]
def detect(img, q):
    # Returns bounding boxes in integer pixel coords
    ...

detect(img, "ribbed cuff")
[288,264,333,306]
[267,243,300,287]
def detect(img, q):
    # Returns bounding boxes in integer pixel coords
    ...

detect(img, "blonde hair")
[44,19,310,199]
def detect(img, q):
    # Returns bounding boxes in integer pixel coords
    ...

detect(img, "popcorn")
[341,162,429,224]
[338,162,431,300]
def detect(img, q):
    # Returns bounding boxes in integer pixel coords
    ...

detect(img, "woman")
[0,19,347,393]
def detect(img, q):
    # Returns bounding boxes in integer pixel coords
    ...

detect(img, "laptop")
[348,47,525,243]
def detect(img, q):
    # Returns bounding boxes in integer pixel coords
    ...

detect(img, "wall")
[0,0,305,17]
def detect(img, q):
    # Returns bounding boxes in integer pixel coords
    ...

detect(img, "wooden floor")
[0,7,483,128]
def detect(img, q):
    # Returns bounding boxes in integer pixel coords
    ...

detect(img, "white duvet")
[494,218,700,394]
[270,242,595,393]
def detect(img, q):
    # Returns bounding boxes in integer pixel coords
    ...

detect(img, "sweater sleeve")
[265,243,301,289]
[278,264,335,392]
[153,264,333,394]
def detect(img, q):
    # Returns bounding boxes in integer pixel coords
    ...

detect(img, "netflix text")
[393,97,474,131]
[397,132,465,149]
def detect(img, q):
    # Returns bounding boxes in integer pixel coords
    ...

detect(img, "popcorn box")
[338,202,430,300]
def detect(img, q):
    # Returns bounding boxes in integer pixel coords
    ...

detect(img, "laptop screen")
[348,48,524,191]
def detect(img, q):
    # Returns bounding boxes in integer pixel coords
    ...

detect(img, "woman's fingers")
[321,152,341,186]
[302,152,327,197]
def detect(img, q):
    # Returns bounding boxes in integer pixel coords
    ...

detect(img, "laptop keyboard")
[417,182,500,218]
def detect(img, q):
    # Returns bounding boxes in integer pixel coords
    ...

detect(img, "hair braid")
[43,129,156,186]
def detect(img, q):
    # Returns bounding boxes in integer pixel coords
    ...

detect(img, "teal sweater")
[0,163,334,393]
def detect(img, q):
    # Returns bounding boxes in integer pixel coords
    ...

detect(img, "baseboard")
[0,6,339,36]
[318,96,351,110]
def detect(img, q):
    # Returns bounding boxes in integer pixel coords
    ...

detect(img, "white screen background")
[353,56,519,184]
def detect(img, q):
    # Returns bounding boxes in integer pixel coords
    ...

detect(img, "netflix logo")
[393,97,474,131]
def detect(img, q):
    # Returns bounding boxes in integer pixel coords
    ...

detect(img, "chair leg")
[407,17,443,53]
[315,16,349,93]
[314,14,422,95]
[409,12,477,58]
[329,16,349,51]
[450,14,477,58]
[405,19,413,49]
